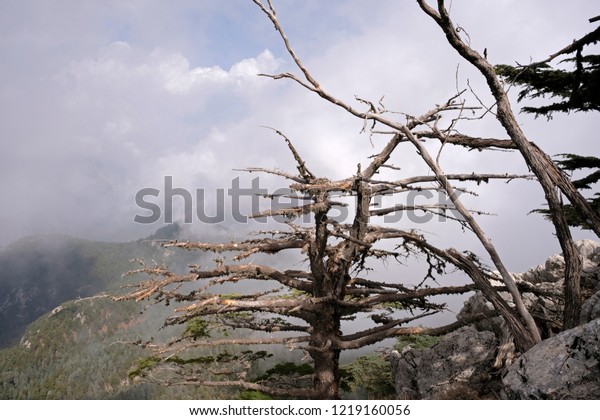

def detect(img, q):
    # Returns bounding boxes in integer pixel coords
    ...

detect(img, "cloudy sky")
[1,0,598,274]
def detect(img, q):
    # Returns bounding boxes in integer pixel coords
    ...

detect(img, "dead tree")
[250,0,544,349]
[112,0,577,399]
[417,0,600,329]
[117,127,528,398]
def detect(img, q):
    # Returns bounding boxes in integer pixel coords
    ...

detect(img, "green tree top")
[495,22,600,230]
[495,25,600,118]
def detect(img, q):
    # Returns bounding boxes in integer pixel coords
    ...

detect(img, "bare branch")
[528,25,600,67]
[252,0,322,90]
[261,126,316,181]
[235,167,306,183]
[335,310,497,350]
[163,237,305,260]
[414,132,517,150]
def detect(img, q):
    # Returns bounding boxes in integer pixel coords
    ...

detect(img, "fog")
[1,0,598,274]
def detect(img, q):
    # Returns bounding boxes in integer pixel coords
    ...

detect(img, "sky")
[1,0,599,276]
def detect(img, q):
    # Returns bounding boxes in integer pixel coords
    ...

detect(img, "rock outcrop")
[390,326,499,399]
[581,290,600,323]
[390,346,421,399]
[390,240,600,400]
[503,319,600,399]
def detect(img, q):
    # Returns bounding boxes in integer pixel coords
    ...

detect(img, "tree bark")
[309,302,341,399]
[399,126,542,348]
[417,0,593,330]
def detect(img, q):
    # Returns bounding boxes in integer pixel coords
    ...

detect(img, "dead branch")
[236,167,307,183]
[527,25,600,67]
[163,237,305,260]
[418,0,600,329]
[414,132,517,150]
[261,127,316,182]
[335,310,497,350]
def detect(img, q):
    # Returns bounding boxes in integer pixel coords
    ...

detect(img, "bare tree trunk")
[309,303,341,399]
[562,237,583,329]
[494,87,583,330]
[528,146,583,329]
[417,0,591,329]
[398,127,542,348]
[446,249,537,351]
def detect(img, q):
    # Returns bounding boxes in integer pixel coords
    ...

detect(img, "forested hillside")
[0,294,234,399]
[0,234,142,347]
[0,225,233,399]
[0,224,401,399]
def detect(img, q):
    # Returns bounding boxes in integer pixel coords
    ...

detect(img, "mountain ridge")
[0,224,233,399]
[0,221,225,348]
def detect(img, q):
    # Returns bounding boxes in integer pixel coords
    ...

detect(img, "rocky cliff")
[390,240,600,399]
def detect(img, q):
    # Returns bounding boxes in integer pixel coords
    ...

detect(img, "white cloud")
[161,58,227,94]
[64,42,282,96]
[162,49,283,94]
[0,0,598,260]
[230,50,281,79]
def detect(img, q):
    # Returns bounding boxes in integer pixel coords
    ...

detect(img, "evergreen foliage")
[494,26,600,118]
[341,353,396,399]
[495,25,600,229]
[494,55,600,117]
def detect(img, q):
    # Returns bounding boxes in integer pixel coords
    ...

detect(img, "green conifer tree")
[495,22,600,229]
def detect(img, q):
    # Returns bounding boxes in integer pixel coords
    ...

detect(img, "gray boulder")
[417,327,498,399]
[517,239,600,287]
[389,346,422,399]
[581,290,600,323]
[391,241,600,399]
[459,240,600,336]
[576,239,600,290]
[390,326,498,399]
[503,319,600,399]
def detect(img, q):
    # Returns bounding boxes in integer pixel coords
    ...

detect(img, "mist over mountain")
[0,223,232,398]
[1,235,113,348]
[0,223,205,348]
[0,222,334,399]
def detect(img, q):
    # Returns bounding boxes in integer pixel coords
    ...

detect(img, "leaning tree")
[416,0,600,329]
[115,0,598,399]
